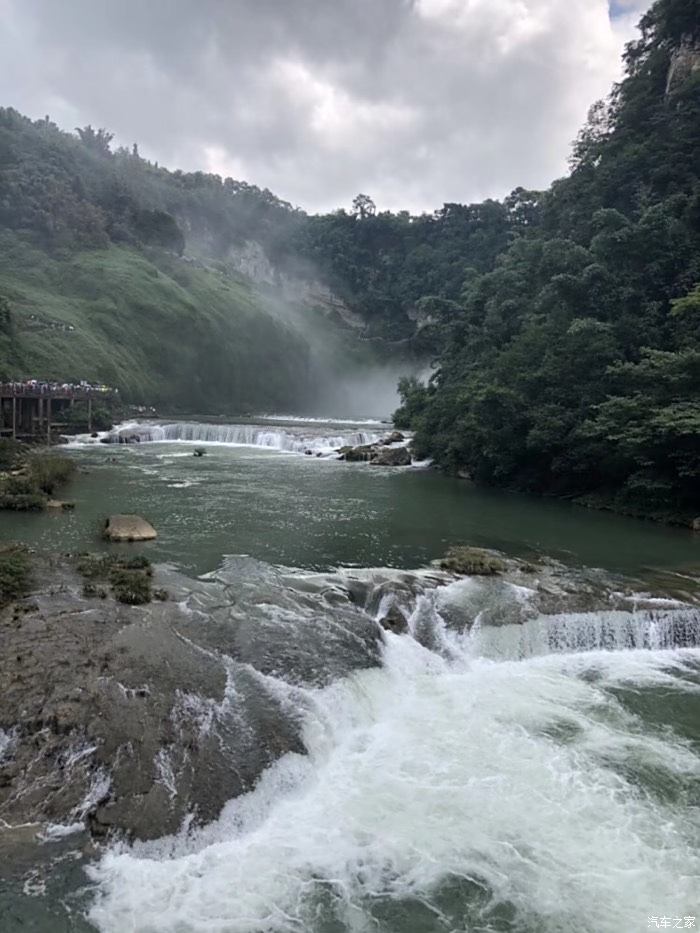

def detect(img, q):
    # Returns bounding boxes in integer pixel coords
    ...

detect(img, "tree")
[75,125,114,156]
[351,193,376,219]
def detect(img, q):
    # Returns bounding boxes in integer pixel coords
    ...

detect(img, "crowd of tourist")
[0,379,117,396]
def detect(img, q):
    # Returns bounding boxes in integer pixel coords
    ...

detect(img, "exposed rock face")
[223,239,365,330]
[105,515,157,542]
[666,36,700,96]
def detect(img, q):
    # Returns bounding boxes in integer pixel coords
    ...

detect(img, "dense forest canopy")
[394,0,700,522]
[0,0,697,517]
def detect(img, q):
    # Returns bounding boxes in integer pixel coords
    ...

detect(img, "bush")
[27,454,75,494]
[75,553,113,579]
[61,403,113,433]
[0,491,47,510]
[109,568,151,605]
[0,545,31,606]
[439,546,506,576]
[75,552,153,604]
[0,439,23,471]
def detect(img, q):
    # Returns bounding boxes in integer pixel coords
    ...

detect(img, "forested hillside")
[0,112,326,411]
[395,0,700,523]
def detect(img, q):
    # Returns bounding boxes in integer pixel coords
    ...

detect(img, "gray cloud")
[0,0,650,212]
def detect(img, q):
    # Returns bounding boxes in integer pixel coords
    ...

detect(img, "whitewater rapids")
[87,569,700,933]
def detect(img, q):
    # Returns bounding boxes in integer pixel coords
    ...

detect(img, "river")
[1,417,699,933]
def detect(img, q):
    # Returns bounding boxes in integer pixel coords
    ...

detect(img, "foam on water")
[87,582,700,933]
[93,421,384,456]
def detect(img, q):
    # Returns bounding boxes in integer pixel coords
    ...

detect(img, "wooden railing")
[0,383,116,400]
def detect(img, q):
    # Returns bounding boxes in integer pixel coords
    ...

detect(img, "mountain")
[394,0,700,524]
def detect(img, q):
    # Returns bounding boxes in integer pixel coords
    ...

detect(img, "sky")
[0,0,651,214]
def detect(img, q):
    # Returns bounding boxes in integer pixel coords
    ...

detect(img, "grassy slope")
[0,232,314,411]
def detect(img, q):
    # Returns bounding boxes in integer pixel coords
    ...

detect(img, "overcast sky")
[0,0,651,214]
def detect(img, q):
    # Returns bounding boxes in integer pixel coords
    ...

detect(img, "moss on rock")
[440,546,506,576]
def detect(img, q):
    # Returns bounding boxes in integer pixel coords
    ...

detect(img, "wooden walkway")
[0,384,115,439]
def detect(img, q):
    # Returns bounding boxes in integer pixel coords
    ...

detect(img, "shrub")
[0,545,31,606]
[0,439,23,471]
[27,453,75,494]
[0,491,47,510]
[439,546,506,576]
[110,568,151,605]
[61,403,113,433]
[75,552,153,604]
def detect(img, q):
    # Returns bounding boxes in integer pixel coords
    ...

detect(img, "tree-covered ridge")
[0,106,534,343]
[395,0,700,522]
[0,107,303,258]
[292,190,542,340]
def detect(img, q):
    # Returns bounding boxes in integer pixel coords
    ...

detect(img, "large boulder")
[371,446,411,467]
[382,431,405,445]
[342,444,378,462]
[104,514,157,542]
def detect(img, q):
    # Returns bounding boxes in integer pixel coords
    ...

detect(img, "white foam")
[88,621,700,932]
[94,421,384,457]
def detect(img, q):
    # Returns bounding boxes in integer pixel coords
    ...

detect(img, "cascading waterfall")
[87,567,700,933]
[103,421,383,454]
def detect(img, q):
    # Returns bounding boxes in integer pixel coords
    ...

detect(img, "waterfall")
[105,421,383,454]
[463,607,700,661]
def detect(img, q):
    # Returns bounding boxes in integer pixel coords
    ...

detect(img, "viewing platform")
[0,382,117,440]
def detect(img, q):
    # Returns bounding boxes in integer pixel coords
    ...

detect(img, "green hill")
[0,231,317,411]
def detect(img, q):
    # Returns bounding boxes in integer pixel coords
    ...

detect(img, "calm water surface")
[1,432,699,578]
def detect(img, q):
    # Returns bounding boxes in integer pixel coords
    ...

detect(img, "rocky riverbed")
[2,547,699,851]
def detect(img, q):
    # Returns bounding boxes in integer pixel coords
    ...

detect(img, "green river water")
[1,418,699,933]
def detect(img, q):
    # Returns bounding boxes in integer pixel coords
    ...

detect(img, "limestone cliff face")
[666,35,700,96]
[224,239,365,330]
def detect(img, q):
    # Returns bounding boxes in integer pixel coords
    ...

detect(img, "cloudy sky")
[0,0,650,213]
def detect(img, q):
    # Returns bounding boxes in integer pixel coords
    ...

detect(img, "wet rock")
[104,514,157,542]
[342,444,378,462]
[371,446,411,467]
[440,546,506,576]
[382,431,405,445]
[379,605,409,634]
[340,443,411,466]
[0,556,306,843]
